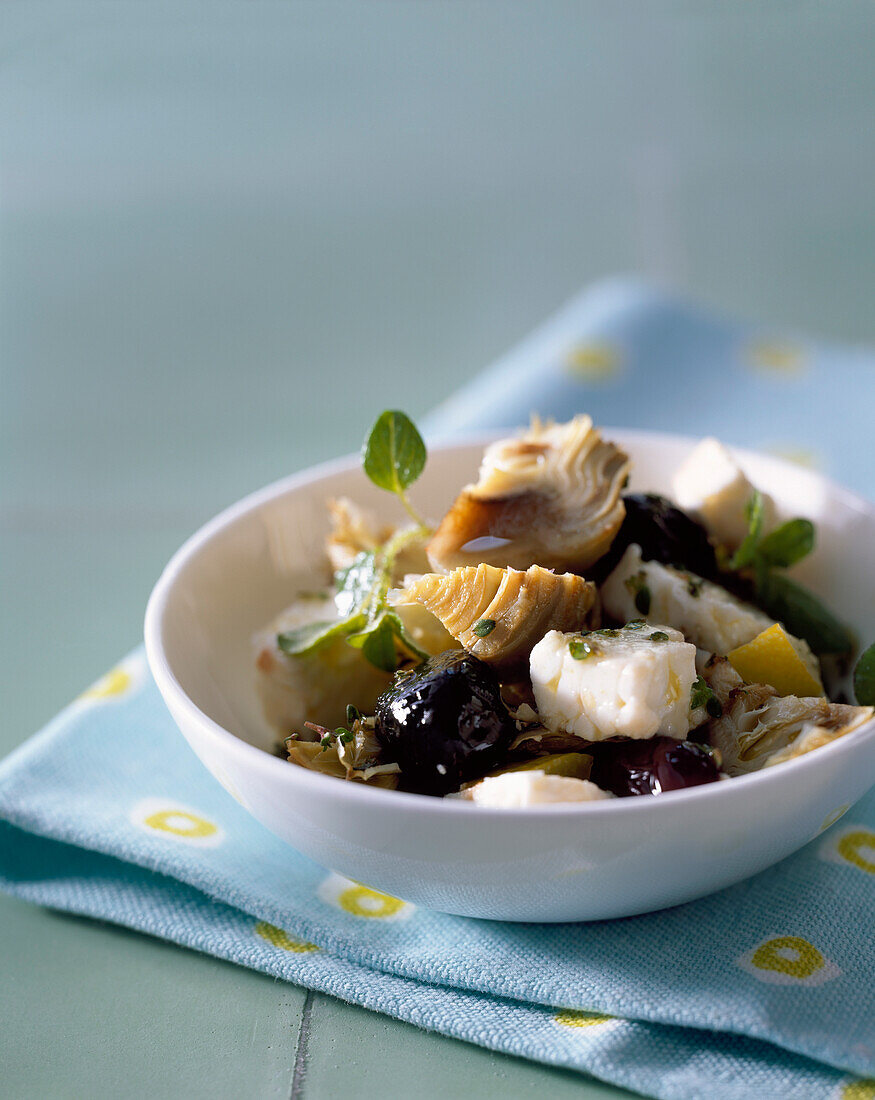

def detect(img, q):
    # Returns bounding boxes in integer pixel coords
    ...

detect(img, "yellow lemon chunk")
[727,623,824,698]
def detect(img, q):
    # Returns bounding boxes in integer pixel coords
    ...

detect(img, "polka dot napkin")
[1,281,874,1100]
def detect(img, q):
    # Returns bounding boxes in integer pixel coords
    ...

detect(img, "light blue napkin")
[2,281,874,1100]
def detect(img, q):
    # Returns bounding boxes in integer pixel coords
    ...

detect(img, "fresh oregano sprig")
[277,410,433,672]
[729,491,852,656]
[362,410,429,529]
[853,642,875,706]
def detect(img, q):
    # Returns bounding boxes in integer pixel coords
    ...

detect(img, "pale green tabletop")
[3,3,875,1097]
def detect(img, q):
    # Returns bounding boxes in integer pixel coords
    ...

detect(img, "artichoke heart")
[395,563,599,676]
[325,497,393,573]
[325,496,430,578]
[286,721,401,789]
[707,684,873,776]
[426,415,630,573]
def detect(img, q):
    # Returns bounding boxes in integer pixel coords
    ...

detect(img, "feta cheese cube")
[467,771,614,807]
[601,544,774,655]
[672,437,776,551]
[529,624,697,742]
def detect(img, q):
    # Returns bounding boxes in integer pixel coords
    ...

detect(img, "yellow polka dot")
[836,829,875,874]
[337,883,405,919]
[144,810,218,839]
[843,1080,875,1100]
[751,936,824,980]
[565,343,620,381]
[748,342,806,375]
[82,667,131,699]
[554,1009,614,1028]
[255,921,318,953]
[820,805,850,833]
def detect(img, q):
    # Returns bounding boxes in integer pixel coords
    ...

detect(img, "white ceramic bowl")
[145,431,875,922]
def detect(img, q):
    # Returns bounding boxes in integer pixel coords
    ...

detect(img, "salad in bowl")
[255,411,875,807]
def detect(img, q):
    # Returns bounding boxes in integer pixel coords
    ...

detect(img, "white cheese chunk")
[529,625,697,742]
[672,437,776,551]
[467,772,614,807]
[601,544,774,655]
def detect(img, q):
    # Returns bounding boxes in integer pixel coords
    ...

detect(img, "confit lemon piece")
[727,623,824,698]
[488,752,593,781]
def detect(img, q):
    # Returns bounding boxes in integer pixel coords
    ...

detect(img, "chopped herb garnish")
[345,704,360,726]
[625,618,647,630]
[472,618,497,637]
[687,576,704,597]
[569,638,597,660]
[648,631,670,642]
[592,627,620,637]
[690,675,722,718]
[624,571,651,616]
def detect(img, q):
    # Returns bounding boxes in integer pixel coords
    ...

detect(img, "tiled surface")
[2,3,874,1096]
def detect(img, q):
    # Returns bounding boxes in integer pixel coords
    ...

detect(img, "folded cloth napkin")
[2,280,874,1100]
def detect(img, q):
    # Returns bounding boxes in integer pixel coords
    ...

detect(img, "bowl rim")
[144,427,875,820]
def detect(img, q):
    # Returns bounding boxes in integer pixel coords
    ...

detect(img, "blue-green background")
[2,4,873,1097]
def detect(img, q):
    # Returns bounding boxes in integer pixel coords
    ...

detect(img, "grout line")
[289,989,315,1100]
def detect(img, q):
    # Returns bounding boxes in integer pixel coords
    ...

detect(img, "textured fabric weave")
[2,281,874,1100]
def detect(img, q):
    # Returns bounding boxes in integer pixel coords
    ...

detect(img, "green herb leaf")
[472,618,496,638]
[335,551,378,618]
[355,616,399,672]
[757,518,815,569]
[756,572,854,656]
[730,490,765,569]
[853,642,875,706]
[345,704,360,726]
[383,610,430,661]
[690,675,722,718]
[648,631,670,642]
[624,571,651,615]
[686,576,704,598]
[347,610,427,672]
[569,638,596,660]
[362,410,427,496]
[277,613,366,656]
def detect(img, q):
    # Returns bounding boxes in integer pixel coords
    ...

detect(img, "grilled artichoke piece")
[426,415,630,573]
[395,563,599,676]
[707,684,873,776]
[326,497,392,573]
[285,719,401,789]
[325,497,430,578]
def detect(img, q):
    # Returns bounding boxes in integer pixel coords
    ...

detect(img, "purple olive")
[374,650,516,796]
[589,736,719,797]
[592,494,719,584]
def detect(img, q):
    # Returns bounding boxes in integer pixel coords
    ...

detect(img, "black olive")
[374,650,516,797]
[590,494,719,584]
[588,737,719,797]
